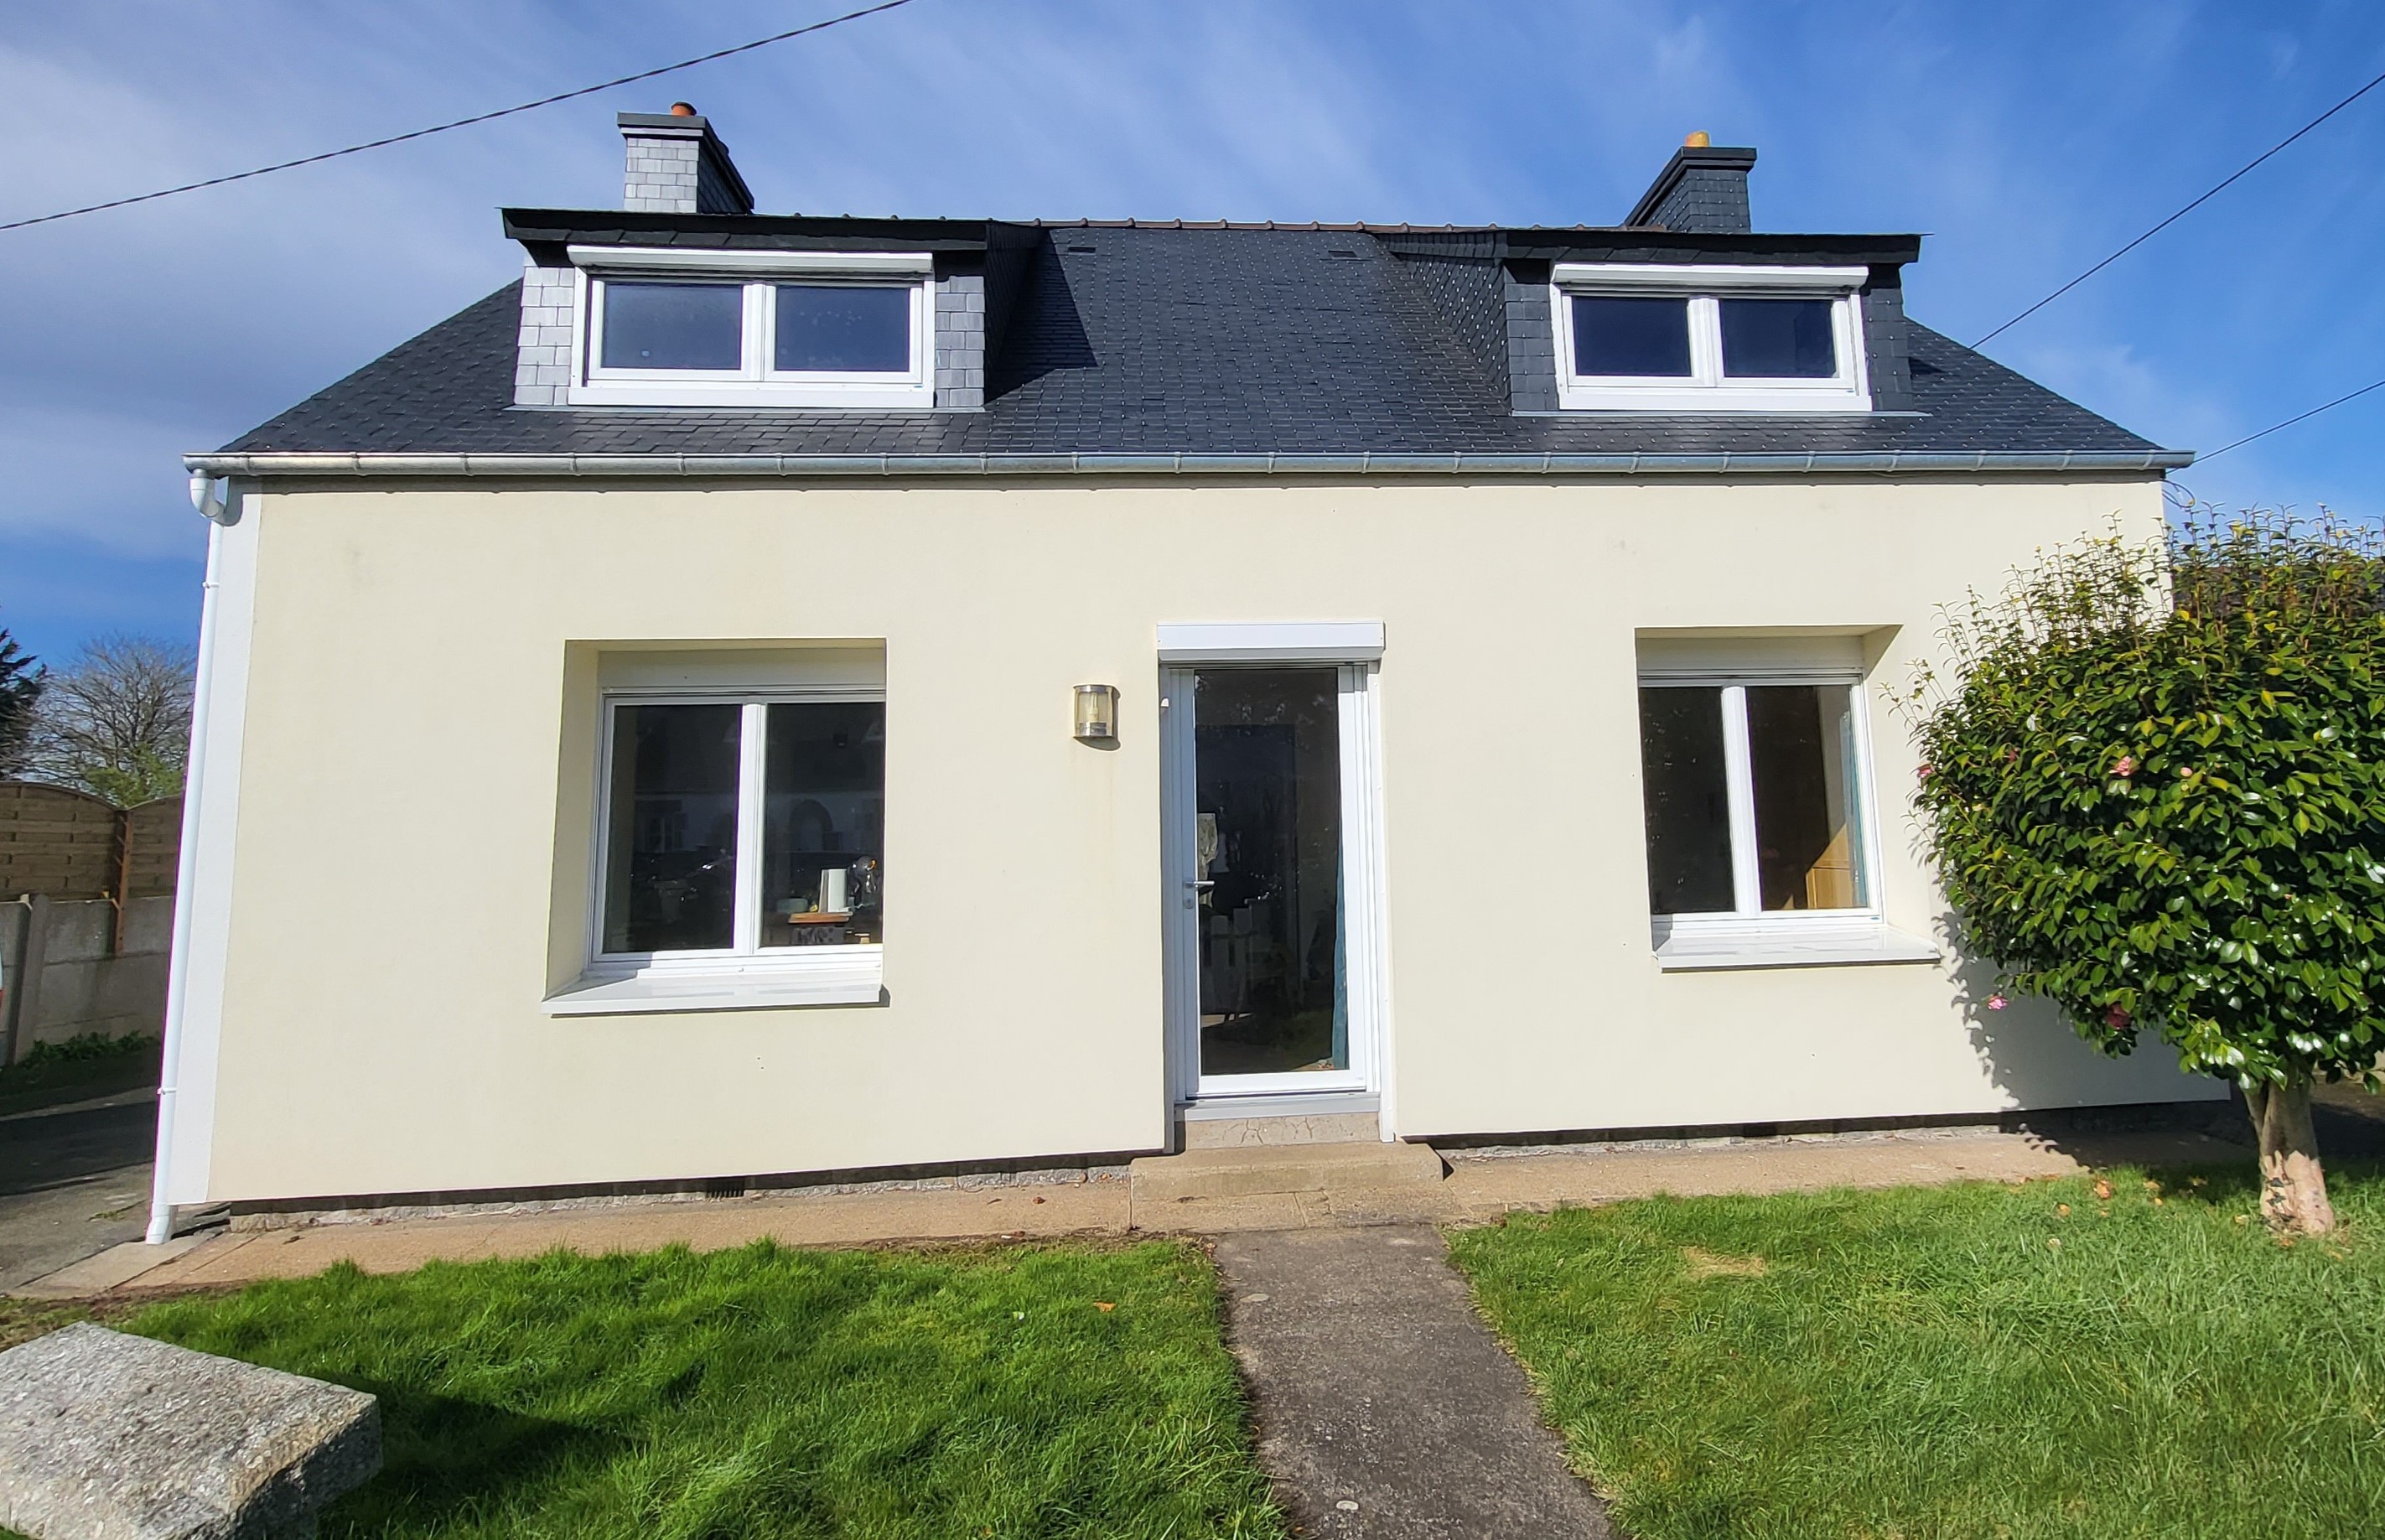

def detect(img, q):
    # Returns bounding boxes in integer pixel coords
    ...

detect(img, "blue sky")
[5,1,2383,664]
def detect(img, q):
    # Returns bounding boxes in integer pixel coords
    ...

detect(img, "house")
[153,110,2215,1228]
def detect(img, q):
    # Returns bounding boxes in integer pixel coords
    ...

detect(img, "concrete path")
[1216,1225,1611,1538]
[18,1123,2249,1298]
[0,1088,158,1291]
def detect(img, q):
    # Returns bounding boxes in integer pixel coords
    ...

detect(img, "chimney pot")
[1684,131,1711,148]
[670,101,697,117]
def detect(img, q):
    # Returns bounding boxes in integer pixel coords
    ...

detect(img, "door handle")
[1186,879,1215,890]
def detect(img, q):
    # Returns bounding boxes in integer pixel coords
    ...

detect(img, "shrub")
[1905,510,2385,1232]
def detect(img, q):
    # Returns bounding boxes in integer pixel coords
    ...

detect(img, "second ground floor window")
[1639,678,1869,919]
[601,697,885,958]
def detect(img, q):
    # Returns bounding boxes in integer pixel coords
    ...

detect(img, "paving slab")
[111,1180,1133,1292]
[12,1237,204,1300]
[1215,1225,1612,1539]
[17,1125,2256,1296]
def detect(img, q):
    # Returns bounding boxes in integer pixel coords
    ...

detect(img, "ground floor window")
[601,697,885,959]
[1638,678,1869,919]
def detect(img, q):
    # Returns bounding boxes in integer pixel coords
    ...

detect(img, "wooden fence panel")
[0,781,183,902]
[122,797,184,897]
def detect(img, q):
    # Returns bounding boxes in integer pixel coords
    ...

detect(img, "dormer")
[510,106,986,412]
[1493,133,1919,417]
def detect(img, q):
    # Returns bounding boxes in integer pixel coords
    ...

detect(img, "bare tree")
[23,634,195,806]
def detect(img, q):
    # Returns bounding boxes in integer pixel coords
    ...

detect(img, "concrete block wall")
[934,272,987,408]
[0,896,173,1061]
[513,262,577,407]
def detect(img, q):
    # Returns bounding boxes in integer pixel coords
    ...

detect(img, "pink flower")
[1917,763,1935,780]
[2112,755,2137,777]
[1986,993,2009,1011]
[2104,1004,2131,1030]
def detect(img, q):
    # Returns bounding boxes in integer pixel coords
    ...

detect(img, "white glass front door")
[1161,662,1385,1103]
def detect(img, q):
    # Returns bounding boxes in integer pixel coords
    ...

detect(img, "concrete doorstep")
[1131,1140,1447,1204]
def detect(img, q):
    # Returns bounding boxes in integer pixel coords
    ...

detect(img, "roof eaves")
[187,448,2194,480]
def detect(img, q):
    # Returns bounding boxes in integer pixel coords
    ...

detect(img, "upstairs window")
[599,282,744,371]
[1553,264,1869,412]
[567,247,932,409]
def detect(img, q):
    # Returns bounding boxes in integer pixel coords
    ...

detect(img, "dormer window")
[1551,264,1869,413]
[567,247,933,408]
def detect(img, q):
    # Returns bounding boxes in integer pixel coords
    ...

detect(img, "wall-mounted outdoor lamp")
[1073,683,1119,743]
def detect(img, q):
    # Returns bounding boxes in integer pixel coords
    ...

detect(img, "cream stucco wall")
[191,475,2216,1203]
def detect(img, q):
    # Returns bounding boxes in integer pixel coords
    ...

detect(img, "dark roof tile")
[222,226,2166,461]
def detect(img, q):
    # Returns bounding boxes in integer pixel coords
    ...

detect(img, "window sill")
[1651,917,1939,972]
[1553,386,1872,414]
[543,947,884,1015]
[564,381,935,410]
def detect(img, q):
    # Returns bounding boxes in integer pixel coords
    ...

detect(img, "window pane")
[1719,298,1838,378]
[599,282,744,371]
[774,285,912,373]
[1193,668,1345,1078]
[602,704,741,952]
[1571,295,1693,377]
[1640,687,1735,914]
[1747,685,1865,910]
[760,703,887,947]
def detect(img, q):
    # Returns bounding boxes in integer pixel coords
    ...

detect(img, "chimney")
[1625,133,1757,234]
[618,105,754,215]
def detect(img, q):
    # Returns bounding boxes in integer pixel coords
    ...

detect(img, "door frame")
[1158,624,1392,1123]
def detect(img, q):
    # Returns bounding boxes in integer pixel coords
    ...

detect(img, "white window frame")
[547,679,887,1014]
[1552,263,1871,413]
[567,246,934,409]
[1636,650,1933,970]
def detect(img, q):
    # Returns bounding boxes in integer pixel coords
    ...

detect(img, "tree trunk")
[2242,1078,2335,1236]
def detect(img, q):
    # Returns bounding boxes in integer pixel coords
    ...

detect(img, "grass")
[46,1240,1283,1540]
[1447,1164,2385,1540]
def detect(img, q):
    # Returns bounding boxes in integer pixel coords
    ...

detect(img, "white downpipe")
[147,479,231,1244]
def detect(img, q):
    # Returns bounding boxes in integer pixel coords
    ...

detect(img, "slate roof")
[215,223,2176,465]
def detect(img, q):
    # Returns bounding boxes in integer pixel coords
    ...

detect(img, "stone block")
[0,1324,381,1539]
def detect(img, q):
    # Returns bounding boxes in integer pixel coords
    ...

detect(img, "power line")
[0,0,919,234]
[1973,65,2385,348]
[2199,376,2385,462]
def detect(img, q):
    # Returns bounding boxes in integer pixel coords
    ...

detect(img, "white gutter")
[148,475,236,1244]
[184,448,2194,479]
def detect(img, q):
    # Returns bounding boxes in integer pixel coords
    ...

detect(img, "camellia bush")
[1906,511,2385,1234]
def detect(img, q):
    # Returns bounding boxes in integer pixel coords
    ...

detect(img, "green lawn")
[94,1240,1284,1540]
[1448,1164,2385,1540]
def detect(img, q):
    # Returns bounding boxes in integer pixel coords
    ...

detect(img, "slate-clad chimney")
[619,105,754,215]
[1625,133,1756,234]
